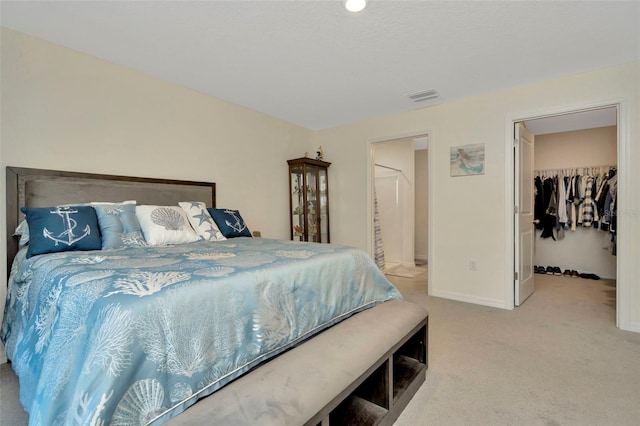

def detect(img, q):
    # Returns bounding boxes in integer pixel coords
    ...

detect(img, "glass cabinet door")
[306,166,319,242]
[290,165,305,241]
[318,168,329,243]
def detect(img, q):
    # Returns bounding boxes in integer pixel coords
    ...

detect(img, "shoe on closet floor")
[570,270,579,278]
[562,269,572,277]
[579,273,599,280]
[579,273,601,280]
[545,266,554,275]
[553,267,562,276]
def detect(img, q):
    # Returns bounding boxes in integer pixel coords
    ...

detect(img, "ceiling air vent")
[407,89,439,102]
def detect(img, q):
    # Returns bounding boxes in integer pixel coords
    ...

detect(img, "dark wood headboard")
[6,166,216,278]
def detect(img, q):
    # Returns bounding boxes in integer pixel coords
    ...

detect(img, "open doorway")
[369,134,429,280]
[512,104,622,326]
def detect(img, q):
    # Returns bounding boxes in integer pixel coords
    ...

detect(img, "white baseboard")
[619,321,640,333]
[430,289,509,310]
[414,255,428,264]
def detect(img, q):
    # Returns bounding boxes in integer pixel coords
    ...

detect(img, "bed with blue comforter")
[2,237,401,425]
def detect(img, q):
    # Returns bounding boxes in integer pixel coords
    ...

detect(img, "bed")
[3,166,428,426]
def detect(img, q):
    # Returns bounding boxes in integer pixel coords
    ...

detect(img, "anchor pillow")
[20,206,102,258]
[207,208,252,238]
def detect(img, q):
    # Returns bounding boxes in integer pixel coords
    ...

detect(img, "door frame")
[366,130,432,290]
[505,99,630,330]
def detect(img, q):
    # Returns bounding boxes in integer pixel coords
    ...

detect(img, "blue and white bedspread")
[2,237,401,425]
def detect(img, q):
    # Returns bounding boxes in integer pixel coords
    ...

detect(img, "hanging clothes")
[581,176,597,227]
[534,176,545,230]
[570,175,580,231]
[557,174,568,225]
[594,174,608,212]
[540,176,557,239]
[608,172,618,256]
[533,165,617,252]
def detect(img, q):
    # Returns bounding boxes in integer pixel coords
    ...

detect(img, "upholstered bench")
[168,300,428,426]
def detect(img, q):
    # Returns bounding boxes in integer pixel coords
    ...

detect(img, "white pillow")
[135,205,199,246]
[178,201,227,242]
[14,220,30,246]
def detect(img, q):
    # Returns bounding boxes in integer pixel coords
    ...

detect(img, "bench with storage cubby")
[166,300,428,426]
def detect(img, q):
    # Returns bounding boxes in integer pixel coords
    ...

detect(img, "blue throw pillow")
[21,206,102,258]
[207,208,252,238]
[92,202,147,249]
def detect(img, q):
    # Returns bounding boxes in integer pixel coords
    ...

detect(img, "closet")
[532,125,617,279]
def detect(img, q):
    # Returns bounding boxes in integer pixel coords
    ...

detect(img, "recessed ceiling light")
[345,0,367,13]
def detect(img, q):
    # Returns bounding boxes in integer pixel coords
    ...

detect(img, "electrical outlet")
[469,259,478,270]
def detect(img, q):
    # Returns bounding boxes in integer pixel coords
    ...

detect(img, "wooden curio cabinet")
[288,157,330,243]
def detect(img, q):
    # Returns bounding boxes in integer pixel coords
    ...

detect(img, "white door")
[515,123,535,305]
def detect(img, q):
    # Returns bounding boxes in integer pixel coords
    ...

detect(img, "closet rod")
[375,163,402,172]
[534,165,616,175]
[534,164,615,172]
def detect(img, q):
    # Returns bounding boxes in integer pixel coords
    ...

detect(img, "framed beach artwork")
[450,143,485,176]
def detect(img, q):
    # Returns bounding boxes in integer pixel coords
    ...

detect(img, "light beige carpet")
[0,359,26,425]
[390,273,640,426]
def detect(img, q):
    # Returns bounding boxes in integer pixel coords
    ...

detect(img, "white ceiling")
[524,107,618,136]
[1,1,638,131]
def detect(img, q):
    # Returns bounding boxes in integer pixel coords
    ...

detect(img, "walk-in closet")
[527,110,618,296]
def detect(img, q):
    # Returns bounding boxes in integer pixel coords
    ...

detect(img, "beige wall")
[316,61,639,330]
[534,126,617,279]
[414,149,428,263]
[0,28,313,361]
[534,126,617,169]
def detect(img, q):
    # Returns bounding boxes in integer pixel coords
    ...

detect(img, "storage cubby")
[393,355,424,402]
[352,360,390,410]
[329,395,388,426]
[393,323,428,403]
[317,320,428,426]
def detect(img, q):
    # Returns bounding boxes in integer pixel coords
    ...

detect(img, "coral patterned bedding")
[2,237,401,425]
